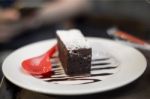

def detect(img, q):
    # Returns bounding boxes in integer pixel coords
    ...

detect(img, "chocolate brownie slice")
[56,29,91,76]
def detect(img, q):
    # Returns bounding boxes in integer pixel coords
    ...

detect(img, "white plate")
[2,37,147,95]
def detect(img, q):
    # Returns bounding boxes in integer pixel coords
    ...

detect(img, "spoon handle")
[48,44,57,57]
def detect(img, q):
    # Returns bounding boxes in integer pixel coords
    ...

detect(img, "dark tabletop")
[0,20,150,99]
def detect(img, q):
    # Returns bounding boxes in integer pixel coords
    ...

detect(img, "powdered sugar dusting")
[56,29,90,50]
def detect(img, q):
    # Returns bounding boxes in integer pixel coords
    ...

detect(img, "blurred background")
[0,0,150,78]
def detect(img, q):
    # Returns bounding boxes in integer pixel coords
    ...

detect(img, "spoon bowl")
[22,44,57,75]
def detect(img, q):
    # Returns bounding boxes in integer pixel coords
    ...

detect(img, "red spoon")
[22,44,57,75]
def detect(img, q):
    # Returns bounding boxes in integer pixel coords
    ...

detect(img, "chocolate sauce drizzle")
[34,56,119,85]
